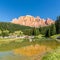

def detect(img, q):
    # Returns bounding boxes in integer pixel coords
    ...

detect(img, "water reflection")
[0,44,52,60]
[0,51,32,60]
[13,44,52,56]
[0,51,12,56]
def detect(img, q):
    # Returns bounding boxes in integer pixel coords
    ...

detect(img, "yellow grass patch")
[13,44,52,56]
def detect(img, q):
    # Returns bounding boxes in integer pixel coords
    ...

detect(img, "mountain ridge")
[12,15,55,27]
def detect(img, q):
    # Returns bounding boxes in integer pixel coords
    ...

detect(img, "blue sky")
[0,0,60,22]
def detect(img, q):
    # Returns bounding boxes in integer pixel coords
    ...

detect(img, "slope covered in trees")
[0,22,33,37]
[0,22,32,33]
[0,16,60,37]
[55,16,60,34]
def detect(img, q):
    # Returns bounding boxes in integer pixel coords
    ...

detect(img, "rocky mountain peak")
[12,15,55,27]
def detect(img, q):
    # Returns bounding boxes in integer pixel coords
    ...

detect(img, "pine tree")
[50,24,56,36]
[55,16,60,34]
[32,27,35,35]
[45,28,50,37]
[39,27,42,34]
[32,27,40,36]
[35,28,40,35]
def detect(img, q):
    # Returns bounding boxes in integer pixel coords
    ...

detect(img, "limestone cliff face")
[12,15,54,27]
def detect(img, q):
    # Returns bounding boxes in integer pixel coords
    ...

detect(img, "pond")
[0,39,60,60]
[0,44,52,60]
[0,51,32,60]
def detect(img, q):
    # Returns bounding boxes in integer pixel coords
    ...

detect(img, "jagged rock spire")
[12,15,54,27]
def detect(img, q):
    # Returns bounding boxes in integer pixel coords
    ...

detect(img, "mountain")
[11,15,54,27]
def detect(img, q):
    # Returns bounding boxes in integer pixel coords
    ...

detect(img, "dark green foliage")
[35,28,40,35]
[45,28,50,37]
[32,27,35,35]
[0,17,59,37]
[45,24,56,37]
[55,16,60,34]
[0,22,40,36]
[39,26,49,35]
[1,30,9,37]
[32,27,40,36]
[0,22,32,35]
[39,27,42,34]
[50,24,56,36]
[24,29,33,35]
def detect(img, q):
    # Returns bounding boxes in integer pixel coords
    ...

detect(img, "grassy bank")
[0,35,60,51]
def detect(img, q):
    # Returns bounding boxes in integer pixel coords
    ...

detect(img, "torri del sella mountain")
[0,0,60,60]
[12,15,54,27]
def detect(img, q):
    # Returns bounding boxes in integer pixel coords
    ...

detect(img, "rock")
[29,39,32,42]
[12,15,55,27]
[45,18,54,25]
[57,36,60,39]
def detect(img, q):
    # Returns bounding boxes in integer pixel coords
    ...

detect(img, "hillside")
[0,22,32,33]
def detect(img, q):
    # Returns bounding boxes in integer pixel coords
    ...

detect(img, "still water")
[0,45,52,60]
[0,51,33,60]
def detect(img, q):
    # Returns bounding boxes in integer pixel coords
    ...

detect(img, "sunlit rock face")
[45,18,55,25]
[12,15,54,27]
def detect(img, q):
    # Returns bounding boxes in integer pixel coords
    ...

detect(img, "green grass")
[42,47,60,60]
[51,34,60,39]
[0,34,60,51]
[0,39,59,51]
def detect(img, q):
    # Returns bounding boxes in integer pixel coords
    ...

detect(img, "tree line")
[0,16,60,37]
[24,16,60,37]
[0,22,32,37]
[44,16,60,37]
